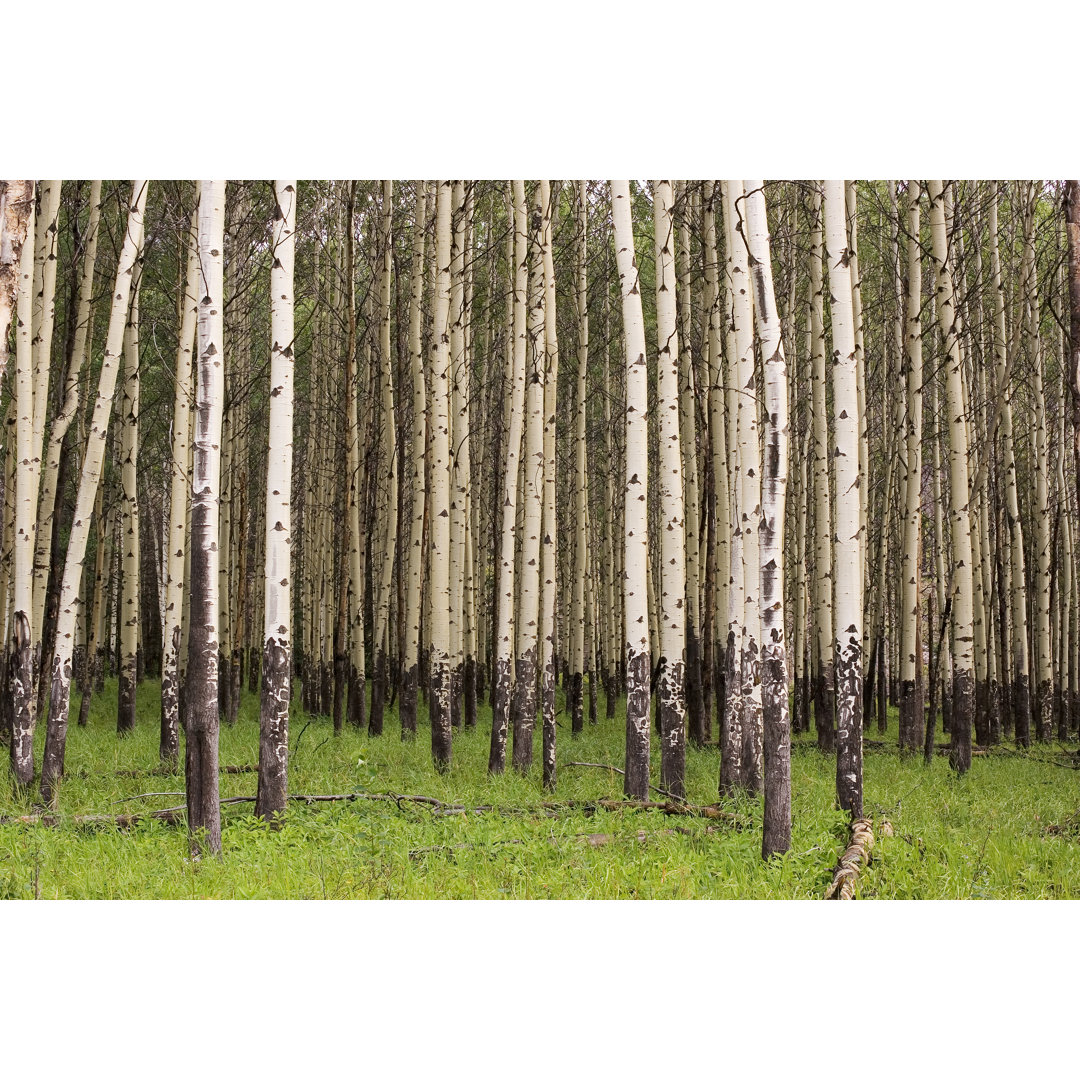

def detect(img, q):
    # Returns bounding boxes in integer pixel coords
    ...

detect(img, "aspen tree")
[402,181,428,738]
[653,180,687,799]
[117,255,143,735]
[726,179,763,792]
[1025,190,1052,742]
[702,182,729,735]
[719,180,745,794]
[808,186,835,752]
[27,181,62,673]
[489,181,528,772]
[370,179,397,736]
[429,181,454,770]
[447,181,467,730]
[254,180,296,821]
[675,182,705,747]
[33,182,102,680]
[824,179,863,816]
[927,179,975,774]
[568,180,589,737]
[539,179,560,789]
[1,181,35,785]
[1066,181,1080,520]
[745,179,790,856]
[186,179,227,854]
[40,182,148,800]
[611,180,651,799]
[899,181,924,752]
[511,182,546,774]
[161,189,199,764]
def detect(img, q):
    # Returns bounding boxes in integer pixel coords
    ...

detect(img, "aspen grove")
[3,178,1080,871]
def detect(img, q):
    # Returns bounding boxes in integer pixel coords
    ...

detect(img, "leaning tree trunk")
[185,179,227,855]
[927,179,975,775]
[611,179,651,800]
[745,179,791,857]
[40,181,148,802]
[160,190,199,764]
[824,178,864,817]
[255,180,296,822]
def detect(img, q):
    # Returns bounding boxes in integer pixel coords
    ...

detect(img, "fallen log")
[824,817,875,900]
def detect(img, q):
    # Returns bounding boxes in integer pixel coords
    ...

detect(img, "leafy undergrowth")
[0,678,1077,898]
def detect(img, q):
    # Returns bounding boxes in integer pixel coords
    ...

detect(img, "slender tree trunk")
[899,181,924,753]
[41,182,148,801]
[255,181,296,821]
[824,179,863,816]
[402,181,428,738]
[489,182,528,772]
[746,180,791,856]
[927,179,975,774]
[185,180,227,854]
[428,181,454,770]
[653,180,687,799]
[611,180,651,800]
[161,190,199,764]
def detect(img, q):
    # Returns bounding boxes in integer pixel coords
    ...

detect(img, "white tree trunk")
[611,180,651,799]
[40,181,148,801]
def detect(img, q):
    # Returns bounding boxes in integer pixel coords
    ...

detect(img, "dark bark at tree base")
[568,671,583,736]
[369,649,386,736]
[218,652,233,725]
[41,653,74,805]
[685,623,706,748]
[464,655,477,730]
[320,661,333,717]
[624,647,651,800]
[1013,674,1031,749]
[1035,678,1053,743]
[659,657,686,801]
[815,663,836,753]
[761,643,790,858]
[489,656,512,774]
[117,662,137,736]
[835,640,863,818]
[449,667,462,730]
[989,679,1003,745]
[256,636,290,823]
[949,667,975,774]
[542,655,556,793]
[248,646,259,694]
[898,678,923,754]
[333,649,347,735]
[511,650,537,774]
[587,670,597,724]
[429,655,452,772]
[720,630,741,794]
[974,679,990,747]
[400,663,418,739]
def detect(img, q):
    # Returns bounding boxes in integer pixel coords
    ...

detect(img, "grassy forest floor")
[1,678,1079,899]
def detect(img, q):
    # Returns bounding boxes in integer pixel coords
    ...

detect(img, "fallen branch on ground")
[563,761,684,801]
[824,817,875,900]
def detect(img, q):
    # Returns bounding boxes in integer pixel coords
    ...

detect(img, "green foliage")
[1,680,1078,898]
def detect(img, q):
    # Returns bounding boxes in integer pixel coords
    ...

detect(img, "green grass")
[0,677,1077,898]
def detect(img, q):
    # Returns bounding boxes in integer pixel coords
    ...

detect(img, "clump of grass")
[0,680,1076,898]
